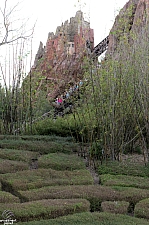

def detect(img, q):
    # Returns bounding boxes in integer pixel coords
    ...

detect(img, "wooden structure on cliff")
[91,36,109,59]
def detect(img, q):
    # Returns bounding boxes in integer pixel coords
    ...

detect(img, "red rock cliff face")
[32,11,94,100]
[31,0,149,101]
[107,0,149,57]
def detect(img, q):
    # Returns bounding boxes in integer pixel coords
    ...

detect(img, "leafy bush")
[30,117,77,137]
[89,140,103,159]
[29,113,94,142]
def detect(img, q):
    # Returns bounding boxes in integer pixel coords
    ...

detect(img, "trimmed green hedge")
[0,149,39,162]
[101,201,129,214]
[110,186,149,205]
[19,185,109,211]
[0,135,74,142]
[38,153,86,170]
[0,191,20,203]
[135,198,149,219]
[0,159,28,174]
[18,185,149,211]
[16,212,149,225]
[0,199,90,222]
[0,139,78,154]
[98,161,149,177]
[0,151,85,171]
[1,168,93,191]
[100,174,149,189]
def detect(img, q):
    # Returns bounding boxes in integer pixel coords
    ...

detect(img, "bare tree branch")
[0,0,35,46]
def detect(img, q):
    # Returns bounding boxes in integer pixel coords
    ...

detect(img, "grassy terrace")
[0,135,149,223]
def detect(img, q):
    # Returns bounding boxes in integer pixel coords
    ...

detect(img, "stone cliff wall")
[34,10,94,67]
[32,0,149,102]
[107,0,149,57]
[32,11,94,100]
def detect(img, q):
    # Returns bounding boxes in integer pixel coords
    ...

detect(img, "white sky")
[0,0,129,83]
[20,0,129,59]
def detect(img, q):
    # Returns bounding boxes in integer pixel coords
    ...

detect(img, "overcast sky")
[0,0,129,77]
[20,0,129,58]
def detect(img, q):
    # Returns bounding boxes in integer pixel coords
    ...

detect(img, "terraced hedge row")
[0,199,90,222]
[0,151,85,172]
[101,201,129,214]
[135,198,149,219]
[17,212,149,225]
[37,153,86,170]
[100,174,149,189]
[0,159,28,174]
[0,168,93,191]
[0,191,20,203]
[98,160,149,177]
[1,135,149,223]
[0,135,74,142]
[17,185,149,211]
[0,139,78,154]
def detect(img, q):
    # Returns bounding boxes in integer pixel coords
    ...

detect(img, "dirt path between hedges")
[86,165,100,185]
